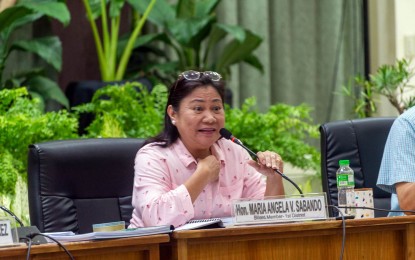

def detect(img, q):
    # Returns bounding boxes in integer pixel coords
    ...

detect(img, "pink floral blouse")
[129,138,266,228]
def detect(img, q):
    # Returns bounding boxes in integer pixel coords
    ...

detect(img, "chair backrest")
[320,117,395,217]
[27,138,144,233]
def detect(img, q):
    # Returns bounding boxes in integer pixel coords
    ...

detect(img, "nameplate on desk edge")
[0,217,18,247]
[231,193,328,225]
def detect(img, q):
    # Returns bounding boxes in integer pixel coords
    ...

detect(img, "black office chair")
[27,138,144,233]
[320,117,395,217]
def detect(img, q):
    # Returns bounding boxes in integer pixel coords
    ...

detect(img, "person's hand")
[196,155,220,183]
[247,151,283,177]
[184,155,221,203]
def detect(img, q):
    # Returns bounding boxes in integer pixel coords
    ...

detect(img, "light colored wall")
[395,0,415,59]
[395,0,415,109]
[369,0,415,117]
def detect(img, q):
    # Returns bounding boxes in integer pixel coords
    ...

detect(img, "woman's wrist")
[266,173,283,182]
[265,173,285,196]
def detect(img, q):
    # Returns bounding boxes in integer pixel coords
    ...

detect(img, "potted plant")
[130,0,263,84]
[67,0,156,133]
[0,0,71,110]
[224,97,320,173]
[73,81,167,138]
[82,0,156,81]
[0,87,78,224]
[225,97,321,194]
[342,58,415,117]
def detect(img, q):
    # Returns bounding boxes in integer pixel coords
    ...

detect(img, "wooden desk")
[164,216,415,260]
[0,234,169,260]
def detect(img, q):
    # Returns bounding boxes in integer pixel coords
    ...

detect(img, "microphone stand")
[0,206,24,227]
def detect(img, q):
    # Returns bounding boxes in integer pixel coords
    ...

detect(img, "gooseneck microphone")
[219,128,257,157]
[219,128,303,195]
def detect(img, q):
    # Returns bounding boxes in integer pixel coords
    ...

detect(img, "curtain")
[217,0,365,124]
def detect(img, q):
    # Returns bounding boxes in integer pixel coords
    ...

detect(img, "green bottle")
[336,160,355,216]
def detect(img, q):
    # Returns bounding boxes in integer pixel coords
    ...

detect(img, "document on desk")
[43,225,173,242]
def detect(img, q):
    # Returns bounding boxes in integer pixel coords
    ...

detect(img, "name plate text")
[232,194,328,225]
[0,219,14,246]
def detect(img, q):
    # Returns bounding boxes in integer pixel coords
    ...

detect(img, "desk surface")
[164,216,415,260]
[0,234,170,260]
[2,216,414,260]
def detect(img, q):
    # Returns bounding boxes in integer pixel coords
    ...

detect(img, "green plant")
[342,58,415,117]
[132,0,263,83]
[0,0,71,109]
[78,84,320,174]
[0,87,78,223]
[73,81,168,138]
[82,0,156,81]
[225,97,320,172]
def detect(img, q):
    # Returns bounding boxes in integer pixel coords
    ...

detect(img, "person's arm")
[132,149,221,227]
[265,174,285,197]
[132,150,194,227]
[396,182,415,214]
[378,115,415,214]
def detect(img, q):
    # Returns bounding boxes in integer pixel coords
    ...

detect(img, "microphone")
[219,128,303,195]
[219,128,257,158]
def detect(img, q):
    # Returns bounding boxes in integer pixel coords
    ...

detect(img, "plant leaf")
[117,32,171,58]
[205,24,227,50]
[216,23,246,42]
[2,67,45,89]
[25,76,69,108]
[195,0,220,17]
[17,0,71,26]
[176,0,196,18]
[176,0,219,18]
[243,54,264,73]
[109,0,125,18]
[0,9,41,81]
[11,36,62,71]
[86,0,103,20]
[216,30,262,74]
[0,6,41,38]
[128,0,264,81]
[167,16,214,47]
[132,0,176,26]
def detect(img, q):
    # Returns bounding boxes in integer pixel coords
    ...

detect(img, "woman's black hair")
[143,74,225,148]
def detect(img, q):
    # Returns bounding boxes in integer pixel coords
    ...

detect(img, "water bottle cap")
[339,160,350,166]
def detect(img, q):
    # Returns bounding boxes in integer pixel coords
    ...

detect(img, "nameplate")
[231,193,328,225]
[0,218,17,246]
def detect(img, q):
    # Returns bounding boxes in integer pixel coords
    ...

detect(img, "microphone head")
[219,128,233,139]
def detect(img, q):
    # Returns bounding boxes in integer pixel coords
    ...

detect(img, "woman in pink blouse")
[129,70,285,228]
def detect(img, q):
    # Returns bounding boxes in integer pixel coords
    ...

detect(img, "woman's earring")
[171,119,176,125]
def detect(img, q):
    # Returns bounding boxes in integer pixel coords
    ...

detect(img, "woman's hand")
[248,151,285,197]
[185,155,220,203]
[247,151,284,177]
[196,155,221,183]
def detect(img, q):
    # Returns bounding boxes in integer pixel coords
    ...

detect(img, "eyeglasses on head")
[179,70,222,81]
